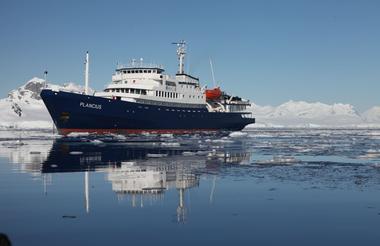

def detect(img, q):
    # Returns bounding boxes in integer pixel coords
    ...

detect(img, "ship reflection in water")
[2,129,380,245]
[40,136,251,223]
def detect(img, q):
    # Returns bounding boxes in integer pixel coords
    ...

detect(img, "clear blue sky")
[0,0,379,111]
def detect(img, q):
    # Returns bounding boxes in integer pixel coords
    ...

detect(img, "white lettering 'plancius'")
[80,102,102,110]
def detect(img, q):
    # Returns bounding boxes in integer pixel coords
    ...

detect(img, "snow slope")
[0,77,88,129]
[362,106,380,123]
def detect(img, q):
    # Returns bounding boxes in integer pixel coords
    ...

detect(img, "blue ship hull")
[40,89,255,135]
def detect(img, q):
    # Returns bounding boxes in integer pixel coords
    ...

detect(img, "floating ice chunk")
[121,161,136,167]
[109,134,127,141]
[358,149,380,159]
[196,150,210,156]
[67,132,90,137]
[69,151,83,155]
[229,131,248,138]
[91,139,103,144]
[182,151,196,156]
[212,137,234,143]
[372,163,380,168]
[147,153,168,158]
[161,142,180,147]
[2,140,27,147]
[255,156,299,165]
[160,134,173,138]
[366,149,380,153]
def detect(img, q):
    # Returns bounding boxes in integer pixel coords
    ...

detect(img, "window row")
[105,88,147,95]
[121,69,161,74]
[155,91,180,99]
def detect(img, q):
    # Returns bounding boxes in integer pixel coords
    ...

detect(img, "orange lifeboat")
[205,87,222,100]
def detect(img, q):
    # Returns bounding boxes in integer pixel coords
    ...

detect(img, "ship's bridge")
[112,62,165,82]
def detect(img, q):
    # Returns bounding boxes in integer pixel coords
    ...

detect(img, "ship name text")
[80,102,102,110]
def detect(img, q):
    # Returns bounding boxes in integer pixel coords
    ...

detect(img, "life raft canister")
[205,87,222,100]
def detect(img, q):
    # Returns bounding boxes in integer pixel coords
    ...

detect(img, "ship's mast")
[172,40,186,74]
[84,51,89,95]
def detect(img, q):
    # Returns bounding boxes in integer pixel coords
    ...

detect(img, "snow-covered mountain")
[0,77,379,129]
[0,77,89,129]
[362,106,380,124]
[248,101,380,128]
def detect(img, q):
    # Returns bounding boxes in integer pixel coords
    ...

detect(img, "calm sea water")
[1,129,380,246]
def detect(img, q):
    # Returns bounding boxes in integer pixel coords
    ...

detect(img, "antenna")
[172,40,186,74]
[84,51,89,95]
[209,57,216,87]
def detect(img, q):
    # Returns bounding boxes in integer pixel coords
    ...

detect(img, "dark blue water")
[1,129,380,245]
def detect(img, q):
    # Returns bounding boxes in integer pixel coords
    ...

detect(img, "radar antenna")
[172,40,186,74]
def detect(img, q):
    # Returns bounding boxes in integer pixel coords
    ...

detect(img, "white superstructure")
[93,41,252,113]
[95,41,205,107]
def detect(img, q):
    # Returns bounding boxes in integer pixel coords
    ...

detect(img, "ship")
[40,41,255,135]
